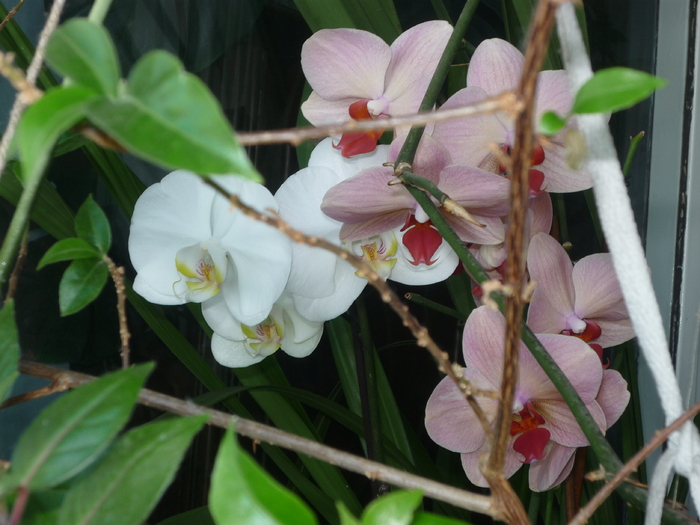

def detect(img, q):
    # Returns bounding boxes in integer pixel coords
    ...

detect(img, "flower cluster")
[127,22,636,489]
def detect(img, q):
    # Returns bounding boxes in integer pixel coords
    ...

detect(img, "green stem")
[399,170,450,204]
[87,0,114,24]
[622,131,645,177]
[405,293,466,320]
[355,294,384,467]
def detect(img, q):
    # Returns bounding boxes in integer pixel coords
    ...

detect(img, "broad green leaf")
[38,238,102,269]
[19,490,65,525]
[539,111,567,136]
[58,416,208,525]
[572,67,667,114]
[363,490,423,525]
[411,512,472,525]
[0,364,153,494]
[86,51,261,181]
[17,86,99,185]
[59,257,109,316]
[45,18,120,97]
[0,300,20,403]
[210,425,317,525]
[74,195,112,254]
[155,507,215,525]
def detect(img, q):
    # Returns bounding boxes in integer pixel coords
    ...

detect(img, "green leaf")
[539,111,567,136]
[58,415,208,525]
[74,195,112,254]
[17,86,99,185]
[0,300,20,403]
[155,507,215,525]
[210,425,317,525]
[572,67,668,114]
[19,490,65,525]
[45,18,120,97]
[0,364,153,494]
[59,257,109,316]
[86,51,261,181]
[362,490,423,525]
[338,503,361,525]
[410,512,472,525]
[38,238,102,269]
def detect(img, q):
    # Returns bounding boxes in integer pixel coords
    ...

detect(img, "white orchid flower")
[129,170,292,326]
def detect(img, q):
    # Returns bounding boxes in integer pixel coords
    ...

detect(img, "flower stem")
[87,0,114,24]
[404,292,467,321]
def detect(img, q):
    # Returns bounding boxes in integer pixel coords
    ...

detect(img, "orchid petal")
[594,318,636,348]
[529,443,576,491]
[309,138,390,180]
[338,211,409,241]
[572,253,628,319]
[301,28,389,101]
[597,369,630,428]
[438,165,511,215]
[461,307,507,387]
[211,333,266,368]
[390,234,459,285]
[202,293,245,341]
[445,214,506,245]
[301,93,360,127]
[383,21,452,108]
[538,142,593,193]
[461,442,523,488]
[132,274,185,306]
[527,233,576,321]
[431,87,507,166]
[539,399,604,447]
[388,134,450,183]
[466,39,524,95]
[425,376,496,453]
[535,70,573,119]
[529,192,553,235]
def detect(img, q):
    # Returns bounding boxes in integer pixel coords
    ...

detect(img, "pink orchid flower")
[301,21,452,157]
[425,306,629,491]
[432,38,593,193]
[527,233,635,350]
[321,135,510,280]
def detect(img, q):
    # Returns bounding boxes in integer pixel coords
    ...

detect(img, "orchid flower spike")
[205,292,323,368]
[527,233,635,350]
[432,38,593,193]
[301,21,452,157]
[321,134,510,284]
[129,170,292,327]
[275,138,394,321]
[425,306,629,491]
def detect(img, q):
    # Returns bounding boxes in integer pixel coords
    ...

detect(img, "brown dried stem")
[236,93,516,147]
[0,0,26,33]
[103,255,131,369]
[18,359,500,519]
[3,227,27,305]
[570,398,700,525]
[1,376,72,409]
[203,178,495,441]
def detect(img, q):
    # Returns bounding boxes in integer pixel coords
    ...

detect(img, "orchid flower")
[425,306,629,490]
[301,21,452,157]
[321,135,510,284]
[204,292,323,368]
[275,139,394,321]
[129,170,292,326]
[432,38,593,193]
[527,233,635,350]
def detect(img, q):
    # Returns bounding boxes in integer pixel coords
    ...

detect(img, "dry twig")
[103,256,131,369]
[0,0,26,33]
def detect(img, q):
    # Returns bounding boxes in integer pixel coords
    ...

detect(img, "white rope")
[555,3,700,522]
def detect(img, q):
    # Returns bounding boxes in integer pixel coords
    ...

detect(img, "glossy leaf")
[58,415,208,525]
[210,425,317,525]
[572,67,668,114]
[86,51,261,181]
[17,86,99,185]
[0,300,20,403]
[0,364,152,494]
[363,490,423,525]
[45,18,120,97]
[59,257,109,316]
[38,238,102,269]
[74,195,112,254]
[539,111,567,136]
[19,490,65,525]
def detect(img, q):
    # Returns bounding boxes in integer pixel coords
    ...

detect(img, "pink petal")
[466,39,524,96]
[461,307,507,386]
[425,376,495,453]
[321,166,415,223]
[529,192,553,236]
[535,70,573,119]
[430,87,508,166]
[338,210,409,241]
[538,399,605,447]
[445,214,505,245]
[301,28,389,101]
[593,318,636,348]
[572,253,628,320]
[389,134,450,182]
[529,442,576,491]
[384,21,453,112]
[596,369,630,428]
[527,287,569,334]
[462,441,524,487]
[438,166,511,215]
[301,92,360,127]
[527,233,576,322]
[538,142,594,193]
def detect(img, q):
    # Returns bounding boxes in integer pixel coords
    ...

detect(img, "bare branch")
[103,255,131,369]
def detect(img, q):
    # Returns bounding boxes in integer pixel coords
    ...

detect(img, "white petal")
[202,294,245,341]
[211,333,266,368]
[309,138,390,180]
